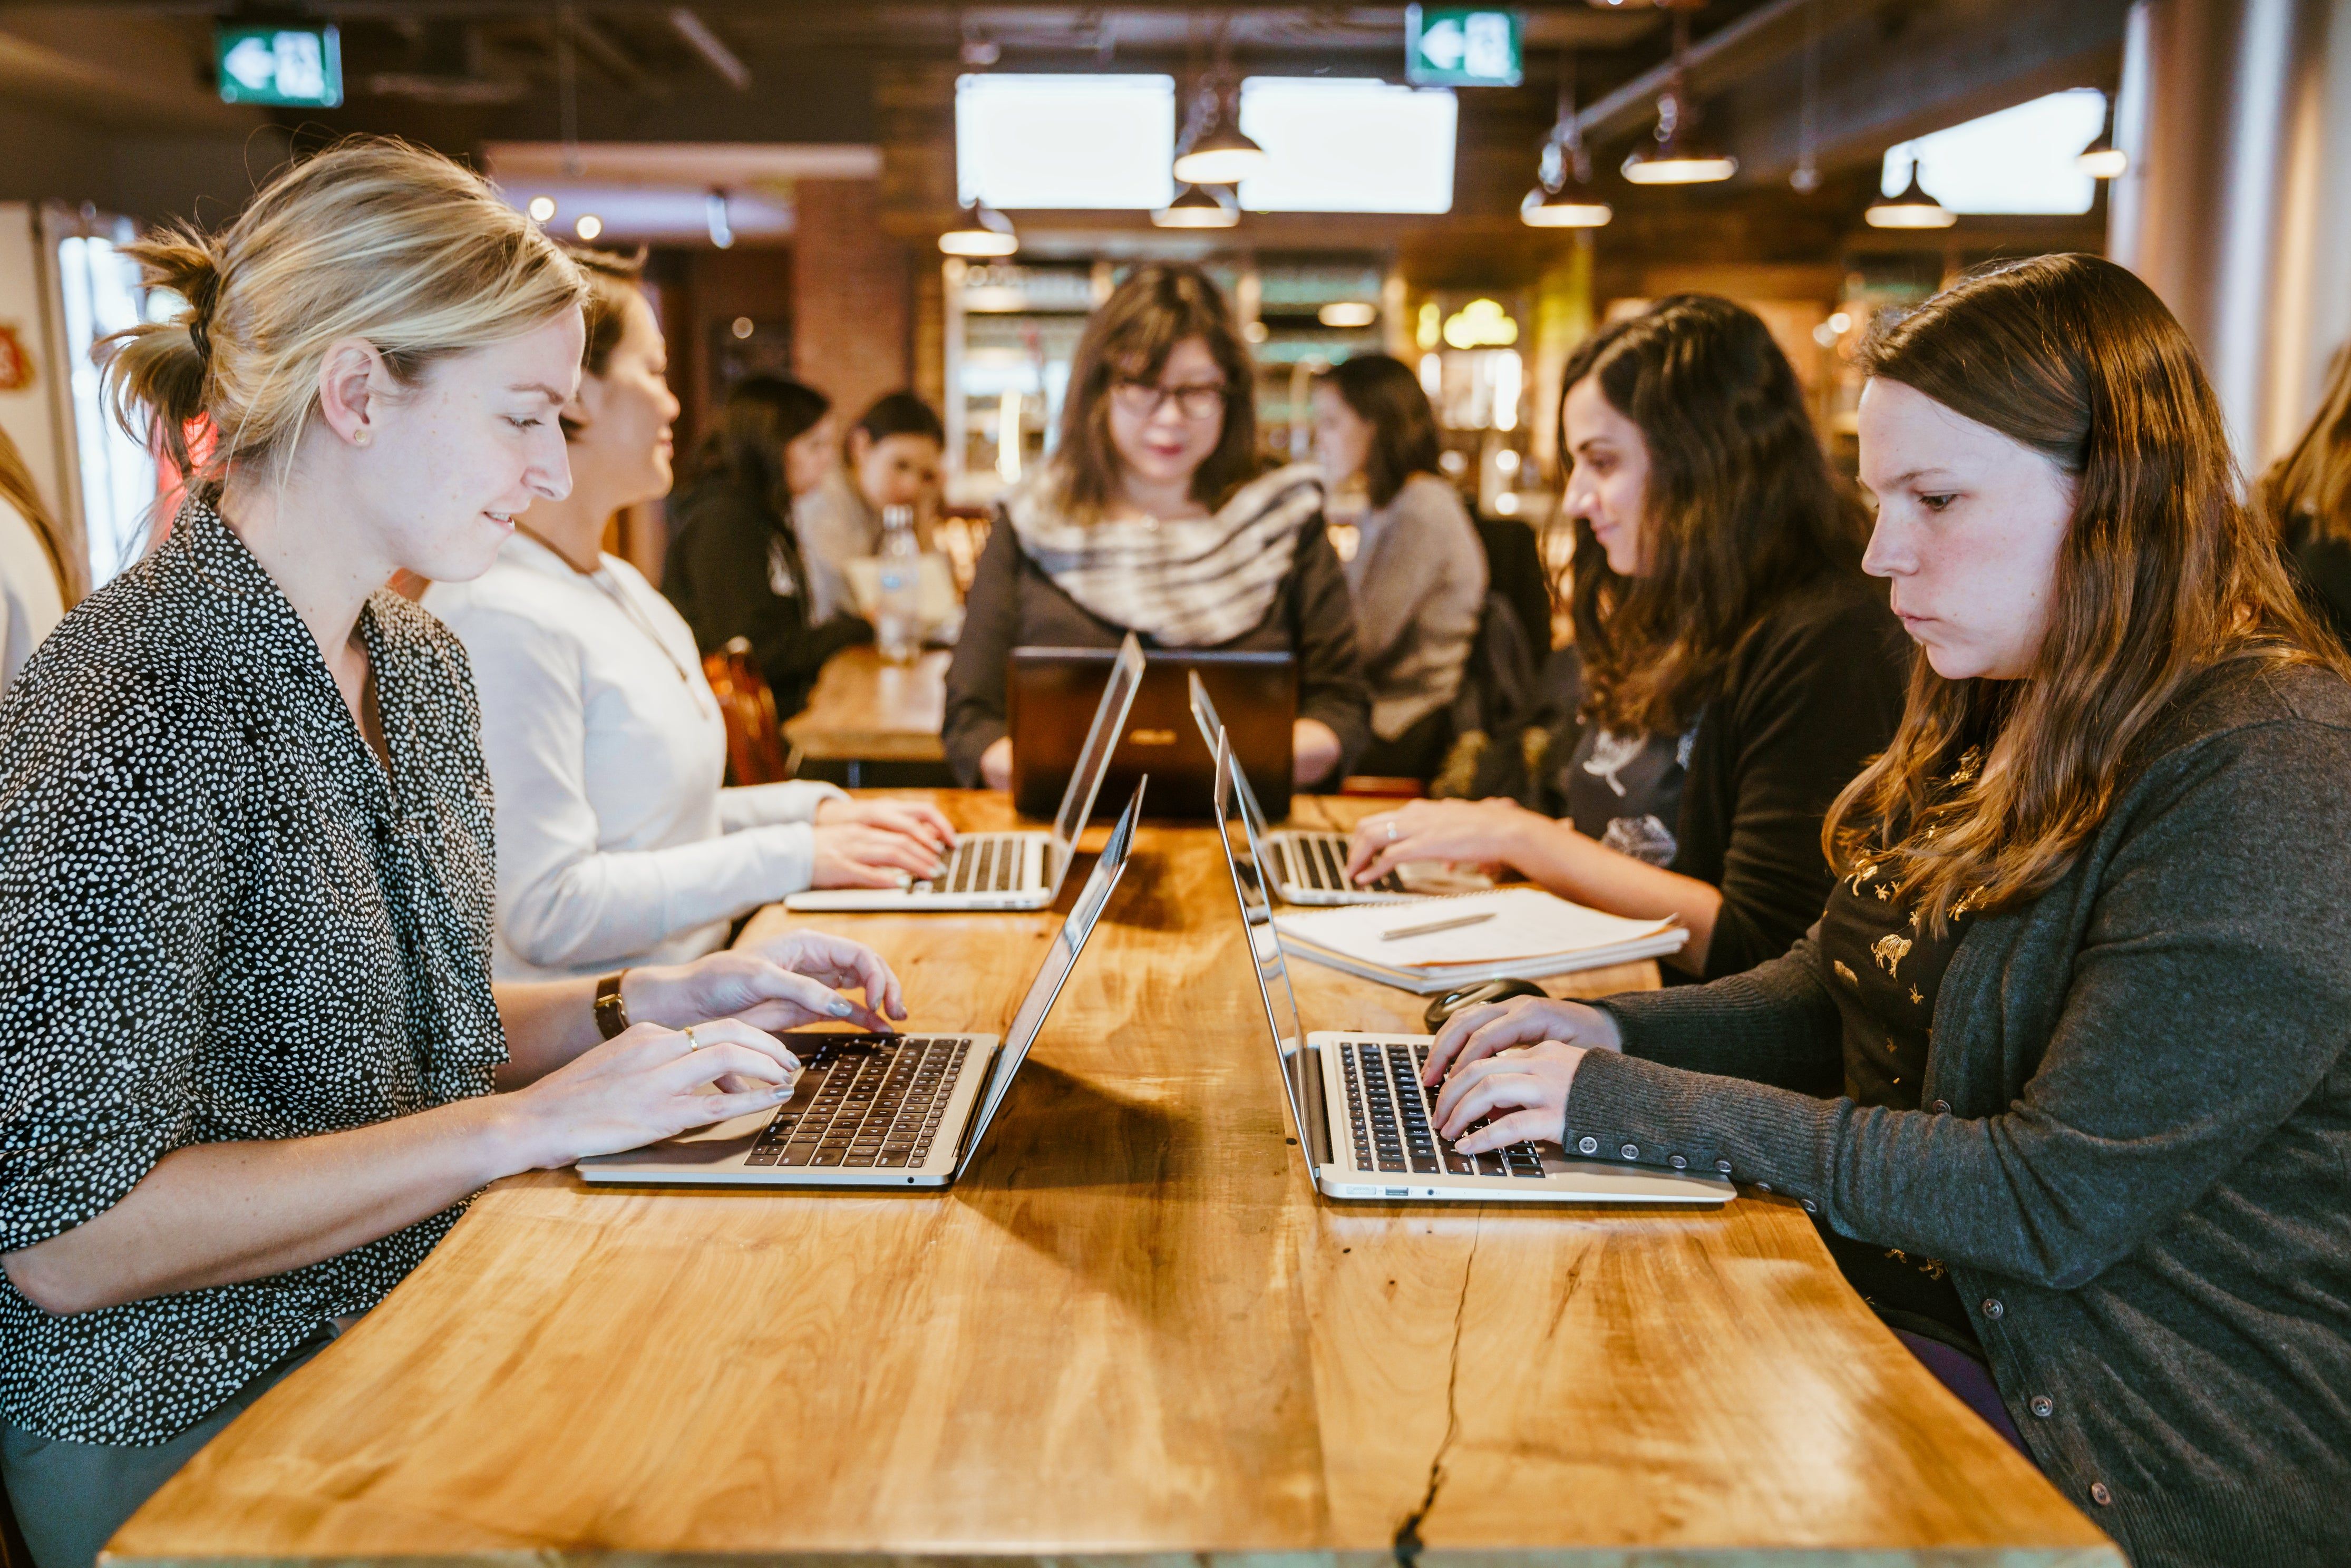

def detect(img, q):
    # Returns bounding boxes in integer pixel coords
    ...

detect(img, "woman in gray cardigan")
[1422,255,2351,1568]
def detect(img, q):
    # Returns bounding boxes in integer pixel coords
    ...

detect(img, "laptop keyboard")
[1337,1040,1548,1179]
[744,1035,966,1169]
[1288,833,1405,897]
[914,834,1030,895]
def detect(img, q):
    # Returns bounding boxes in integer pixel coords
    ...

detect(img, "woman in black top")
[2258,342,2351,647]
[0,141,906,1568]
[944,264,1368,791]
[663,376,873,720]
[1425,256,2351,1568]
[1348,297,1908,979]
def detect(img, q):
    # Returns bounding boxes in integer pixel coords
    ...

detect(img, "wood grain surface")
[782,647,950,763]
[111,793,2116,1568]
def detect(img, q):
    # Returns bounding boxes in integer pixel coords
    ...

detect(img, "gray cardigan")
[1340,474,1487,741]
[1568,658,2351,1568]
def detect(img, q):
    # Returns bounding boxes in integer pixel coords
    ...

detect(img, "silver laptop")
[789,632,1146,912]
[1184,672,1489,907]
[1210,734,1730,1206]
[581,780,1144,1188]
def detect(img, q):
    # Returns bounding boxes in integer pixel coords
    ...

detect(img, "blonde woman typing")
[0,140,907,1568]
[426,252,952,979]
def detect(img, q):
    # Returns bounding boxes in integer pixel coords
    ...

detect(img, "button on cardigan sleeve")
[1570,708,2351,1291]
[457,603,822,972]
[0,677,220,1253]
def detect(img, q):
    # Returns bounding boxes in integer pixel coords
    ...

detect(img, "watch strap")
[593,971,631,1039]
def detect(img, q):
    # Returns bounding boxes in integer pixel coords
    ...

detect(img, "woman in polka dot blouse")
[0,141,907,1568]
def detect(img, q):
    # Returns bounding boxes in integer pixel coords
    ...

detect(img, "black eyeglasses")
[1110,378,1229,422]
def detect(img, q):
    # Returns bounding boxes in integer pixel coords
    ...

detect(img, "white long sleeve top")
[424,533,844,980]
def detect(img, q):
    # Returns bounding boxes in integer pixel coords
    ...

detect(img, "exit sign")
[1406,7,1522,88]
[215,24,343,108]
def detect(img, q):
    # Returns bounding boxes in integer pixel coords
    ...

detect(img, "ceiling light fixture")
[1620,12,1736,186]
[527,194,557,222]
[1523,49,1612,228]
[573,213,604,241]
[1172,25,1266,187]
[938,200,1019,256]
[2077,110,2127,179]
[1318,301,1377,328]
[1865,163,1956,228]
[1151,183,1238,228]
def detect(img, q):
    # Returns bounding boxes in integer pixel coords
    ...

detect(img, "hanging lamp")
[1152,183,1239,228]
[1620,15,1735,186]
[1865,163,1956,229]
[938,200,1018,257]
[1522,52,1611,228]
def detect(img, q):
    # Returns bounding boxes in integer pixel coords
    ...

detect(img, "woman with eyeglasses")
[944,263,1369,792]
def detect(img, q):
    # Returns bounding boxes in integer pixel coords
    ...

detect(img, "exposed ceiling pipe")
[667,7,749,91]
[1572,0,1824,147]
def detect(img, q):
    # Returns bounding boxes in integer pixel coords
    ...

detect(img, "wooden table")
[114,794,2116,1568]
[783,646,950,783]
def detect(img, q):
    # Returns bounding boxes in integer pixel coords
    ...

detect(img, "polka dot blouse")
[0,499,507,1445]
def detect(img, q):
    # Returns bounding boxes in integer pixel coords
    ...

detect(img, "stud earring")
[353,432,371,447]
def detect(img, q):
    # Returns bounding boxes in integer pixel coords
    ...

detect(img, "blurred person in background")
[1348,296,1908,981]
[945,262,1368,791]
[0,424,70,692]
[428,255,952,982]
[663,375,872,720]
[795,390,947,625]
[2258,341,2351,647]
[1312,354,1486,781]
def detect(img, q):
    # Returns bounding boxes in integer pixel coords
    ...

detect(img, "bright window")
[1238,77,1457,213]
[55,232,159,586]
[955,74,1176,209]
[1881,89,2107,215]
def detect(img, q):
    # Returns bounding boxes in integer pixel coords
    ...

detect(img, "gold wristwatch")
[593,971,631,1039]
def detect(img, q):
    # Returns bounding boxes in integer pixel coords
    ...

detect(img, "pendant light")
[1152,183,1238,229]
[1522,51,1611,229]
[1865,161,1956,229]
[938,200,1018,257]
[1172,82,1266,186]
[1620,13,1736,186]
[2077,98,2126,179]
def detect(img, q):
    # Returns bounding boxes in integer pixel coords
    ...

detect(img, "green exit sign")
[1406,7,1522,87]
[215,24,343,108]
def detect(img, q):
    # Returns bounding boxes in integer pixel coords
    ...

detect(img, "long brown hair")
[1052,263,1257,522]
[2258,339,2351,546]
[0,424,75,606]
[1562,294,1867,733]
[1826,253,2343,930]
[1321,353,1440,508]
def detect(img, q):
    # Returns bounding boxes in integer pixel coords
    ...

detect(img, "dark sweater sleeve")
[1569,711,2351,1290]
[1289,522,1372,780]
[663,491,868,719]
[941,516,1022,787]
[1686,587,1909,979]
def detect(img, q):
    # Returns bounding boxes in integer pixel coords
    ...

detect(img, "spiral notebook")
[1269,887,1687,994]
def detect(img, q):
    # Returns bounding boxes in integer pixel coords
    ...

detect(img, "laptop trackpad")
[588,1107,774,1166]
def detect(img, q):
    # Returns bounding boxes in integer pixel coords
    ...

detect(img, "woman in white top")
[428,252,953,980]
[0,425,69,692]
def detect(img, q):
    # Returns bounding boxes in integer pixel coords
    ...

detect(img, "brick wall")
[792,177,913,424]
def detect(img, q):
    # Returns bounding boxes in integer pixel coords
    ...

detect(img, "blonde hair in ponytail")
[102,136,585,484]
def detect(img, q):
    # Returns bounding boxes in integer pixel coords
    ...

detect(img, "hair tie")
[185,261,223,368]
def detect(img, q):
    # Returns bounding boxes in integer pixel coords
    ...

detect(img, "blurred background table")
[112,792,2114,1568]
[782,646,954,788]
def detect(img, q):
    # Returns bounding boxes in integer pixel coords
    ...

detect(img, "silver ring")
[1385,821,1399,843]
[681,1026,702,1051]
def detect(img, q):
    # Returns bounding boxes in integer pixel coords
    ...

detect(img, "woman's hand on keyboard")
[1431,1039,1585,1155]
[1345,797,1536,885]
[1424,994,1622,1087]
[812,823,950,888]
[507,1018,807,1167]
[632,933,907,1035]
[815,795,958,854]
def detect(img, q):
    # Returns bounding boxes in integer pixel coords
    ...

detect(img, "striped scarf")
[1004,461,1325,647]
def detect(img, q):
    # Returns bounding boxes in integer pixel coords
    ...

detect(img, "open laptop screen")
[1050,634,1148,861]
[957,777,1145,1177]
[1189,671,1277,848]
[1212,734,1324,1179]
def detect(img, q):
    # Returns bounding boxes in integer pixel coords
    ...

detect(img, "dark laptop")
[1011,646,1295,821]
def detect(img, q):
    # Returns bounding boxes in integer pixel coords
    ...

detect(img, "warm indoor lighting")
[1867,167,1957,228]
[1318,301,1377,328]
[2078,132,2127,179]
[573,213,604,240]
[939,200,1019,256]
[527,194,556,222]
[731,316,754,340]
[1621,26,1734,186]
[1151,183,1238,228]
[1520,182,1612,227]
[1171,78,1269,188]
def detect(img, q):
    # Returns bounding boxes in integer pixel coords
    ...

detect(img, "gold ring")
[682,1026,701,1051]
[1385,821,1399,843]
